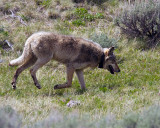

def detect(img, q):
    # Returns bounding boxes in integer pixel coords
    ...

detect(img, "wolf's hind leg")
[75,69,86,90]
[11,57,36,89]
[30,57,52,89]
[54,66,75,89]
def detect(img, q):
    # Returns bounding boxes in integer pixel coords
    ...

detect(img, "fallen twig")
[4,40,14,51]
[10,10,27,26]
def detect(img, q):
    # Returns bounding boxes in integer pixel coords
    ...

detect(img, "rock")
[66,100,80,107]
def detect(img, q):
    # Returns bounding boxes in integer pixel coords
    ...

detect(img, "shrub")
[120,113,139,128]
[95,13,104,19]
[74,8,95,22]
[0,106,22,128]
[72,19,86,26]
[116,1,160,48]
[26,111,95,128]
[119,105,160,128]
[90,33,118,48]
[72,8,104,26]
[84,13,95,21]
[40,0,52,8]
[75,8,88,16]
[137,105,160,128]
[1,105,160,128]
[28,105,160,128]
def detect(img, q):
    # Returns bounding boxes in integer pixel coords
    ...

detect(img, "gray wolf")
[9,32,120,90]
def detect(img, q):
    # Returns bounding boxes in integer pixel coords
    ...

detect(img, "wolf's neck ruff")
[98,53,105,68]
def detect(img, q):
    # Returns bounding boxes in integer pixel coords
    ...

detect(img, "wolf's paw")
[54,84,61,89]
[54,83,70,90]
[9,63,13,67]
[11,82,16,90]
[36,85,41,89]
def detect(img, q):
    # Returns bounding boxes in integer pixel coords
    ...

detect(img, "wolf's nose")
[118,69,120,72]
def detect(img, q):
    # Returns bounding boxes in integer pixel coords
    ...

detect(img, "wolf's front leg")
[54,66,75,89]
[75,69,86,90]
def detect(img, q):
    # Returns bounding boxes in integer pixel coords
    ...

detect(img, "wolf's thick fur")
[9,32,120,90]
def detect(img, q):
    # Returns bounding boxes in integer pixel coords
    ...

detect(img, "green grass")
[0,0,160,127]
[1,47,160,125]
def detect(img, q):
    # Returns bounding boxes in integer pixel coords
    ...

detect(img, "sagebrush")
[0,106,21,128]
[1,105,160,128]
[116,1,160,48]
[90,33,117,48]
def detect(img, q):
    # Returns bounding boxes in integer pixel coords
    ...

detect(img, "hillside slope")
[0,0,160,127]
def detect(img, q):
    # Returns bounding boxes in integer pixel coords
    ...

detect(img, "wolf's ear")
[108,46,114,55]
[103,48,109,56]
[103,47,115,56]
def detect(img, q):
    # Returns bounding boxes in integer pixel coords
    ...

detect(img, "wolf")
[9,32,120,90]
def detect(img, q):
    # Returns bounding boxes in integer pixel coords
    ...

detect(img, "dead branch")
[10,10,27,26]
[4,40,14,51]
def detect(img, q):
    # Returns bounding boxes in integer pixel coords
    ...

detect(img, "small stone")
[66,100,80,107]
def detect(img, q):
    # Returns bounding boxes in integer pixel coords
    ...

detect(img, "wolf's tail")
[9,42,32,66]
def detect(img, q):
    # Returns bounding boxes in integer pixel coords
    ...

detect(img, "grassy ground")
[0,0,160,127]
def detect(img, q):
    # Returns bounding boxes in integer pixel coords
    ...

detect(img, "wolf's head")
[102,47,120,74]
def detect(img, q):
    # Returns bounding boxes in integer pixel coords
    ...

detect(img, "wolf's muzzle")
[108,65,114,74]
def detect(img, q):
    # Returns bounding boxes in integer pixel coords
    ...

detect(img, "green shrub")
[74,8,95,22]
[116,1,160,48]
[84,13,95,21]
[90,33,117,48]
[74,8,88,16]
[72,8,104,26]
[95,13,104,19]
[72,19,86,26]
[40,0,52,8]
